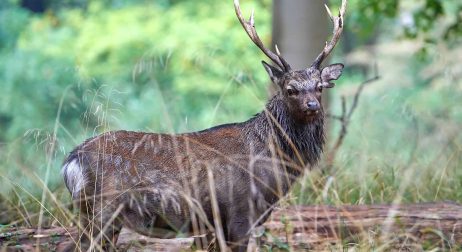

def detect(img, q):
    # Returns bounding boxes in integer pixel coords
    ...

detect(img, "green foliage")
[0,0,273,219]
[0,0,461,238]
[0,6,29,49]
[347,0,399,37]
[347,0,462,48]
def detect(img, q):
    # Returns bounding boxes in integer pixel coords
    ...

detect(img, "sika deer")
[62,0,347,251]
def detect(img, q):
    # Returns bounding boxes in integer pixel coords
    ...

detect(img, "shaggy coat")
[62,63,343,252]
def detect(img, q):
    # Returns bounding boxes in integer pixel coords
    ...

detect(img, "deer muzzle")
[306,101,320,112]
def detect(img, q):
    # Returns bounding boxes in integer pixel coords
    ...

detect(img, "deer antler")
[234,0,291,72]
[312,0,347,68]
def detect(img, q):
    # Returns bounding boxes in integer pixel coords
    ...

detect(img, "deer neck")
[245,94,325,169]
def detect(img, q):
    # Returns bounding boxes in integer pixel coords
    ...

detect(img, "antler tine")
[324,4,334,22]
[234,0,291,72]
[312,0,347,68]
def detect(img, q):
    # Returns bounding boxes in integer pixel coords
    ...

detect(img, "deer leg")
[65,198,124,252]
[62,196,93,252]
[62,213,91,252]
[226,216,251,252]
[87,202,124,252]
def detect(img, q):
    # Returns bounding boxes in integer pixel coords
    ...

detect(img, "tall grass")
[0,3,461,251]
[1,41,461,251]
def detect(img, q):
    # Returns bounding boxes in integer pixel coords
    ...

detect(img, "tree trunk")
[1,202,461,251]
[271,0,330,69]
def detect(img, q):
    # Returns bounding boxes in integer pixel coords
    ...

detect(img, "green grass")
[1,42,461,222]
[0,2,461,250]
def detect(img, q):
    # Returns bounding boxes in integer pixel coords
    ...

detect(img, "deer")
[61,0,347,251]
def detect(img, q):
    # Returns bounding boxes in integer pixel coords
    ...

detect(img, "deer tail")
[61,151,87,198]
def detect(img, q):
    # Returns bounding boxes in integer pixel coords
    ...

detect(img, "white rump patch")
[62,159,86,197]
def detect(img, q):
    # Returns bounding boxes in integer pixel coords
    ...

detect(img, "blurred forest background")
[0,0,461,227]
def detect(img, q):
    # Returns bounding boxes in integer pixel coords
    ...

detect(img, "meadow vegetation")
[0,0,461,244]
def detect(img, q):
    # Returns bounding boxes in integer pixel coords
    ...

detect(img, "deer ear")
[321,63,344,88]
[262,61,284,84]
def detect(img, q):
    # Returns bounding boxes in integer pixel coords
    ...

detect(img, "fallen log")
[1,202,461,251]
[262,202,462,250]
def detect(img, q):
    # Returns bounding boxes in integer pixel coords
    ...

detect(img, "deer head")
[234,0,346,123]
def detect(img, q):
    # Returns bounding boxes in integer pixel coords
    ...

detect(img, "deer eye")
[286,86,299,96]
[317,84,323,92]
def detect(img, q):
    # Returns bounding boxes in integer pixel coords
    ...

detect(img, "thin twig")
[326,64,380,166]
[348,63,380,119]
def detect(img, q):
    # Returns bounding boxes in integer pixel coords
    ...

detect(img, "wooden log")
[1,202,461,251]
[0,227,194,252]
[262,202,462,250]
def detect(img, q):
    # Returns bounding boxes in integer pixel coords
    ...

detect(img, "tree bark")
[1,202,461,251]
[271,0,329,70]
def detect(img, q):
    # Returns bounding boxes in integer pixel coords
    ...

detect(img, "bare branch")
[326,65,380,166]
[347,63,379,119]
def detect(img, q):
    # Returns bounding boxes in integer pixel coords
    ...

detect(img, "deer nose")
[307,101,320,111]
